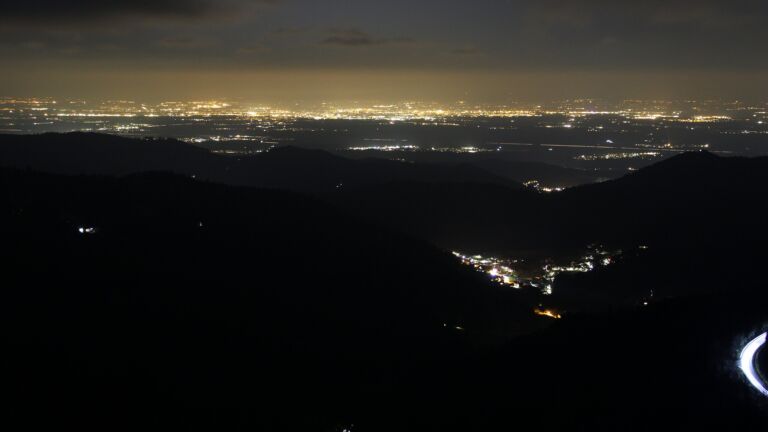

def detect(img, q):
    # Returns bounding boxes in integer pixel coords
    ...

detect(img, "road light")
[739,332,768,397]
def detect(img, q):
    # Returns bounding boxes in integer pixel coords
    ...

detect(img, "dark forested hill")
[0,132,518,193]
[339,151,768,254]
[0,167,540,431]
[0,132,214,175]
[546,153,768,310]
[336,151,768,310]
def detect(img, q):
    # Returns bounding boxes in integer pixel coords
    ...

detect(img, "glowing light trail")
[739,332,768,396]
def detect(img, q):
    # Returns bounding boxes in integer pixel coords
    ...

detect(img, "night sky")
[2,0,768,102]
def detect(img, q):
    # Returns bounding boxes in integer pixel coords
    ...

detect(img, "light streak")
[534,308,562,319]
[739,332,768,396]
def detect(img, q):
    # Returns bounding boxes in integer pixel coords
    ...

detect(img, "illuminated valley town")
[453,245,624,296]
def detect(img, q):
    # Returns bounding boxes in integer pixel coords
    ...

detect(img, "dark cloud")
[523,0,767,30]
[270,26,309,36]
[321,29,414,47]
[1,0,275,22]
[500,0,768,69]
[236,43,271,55]
[451,47,481,56]
[322,29,376,47]
[155,36,216,50]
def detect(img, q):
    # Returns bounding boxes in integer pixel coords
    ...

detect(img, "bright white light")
[739,332,768,396]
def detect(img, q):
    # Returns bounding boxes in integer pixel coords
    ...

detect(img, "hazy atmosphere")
[3,0,768,101]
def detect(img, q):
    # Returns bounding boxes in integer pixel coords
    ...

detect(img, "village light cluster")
[453,245,622,297]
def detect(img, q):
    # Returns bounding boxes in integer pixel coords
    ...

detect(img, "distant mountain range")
[4,132,766,261]
[339,149,612,187]
[0,132,520,193]
[4,133,768,305]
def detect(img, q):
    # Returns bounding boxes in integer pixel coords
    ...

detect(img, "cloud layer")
[2,0,275,21]
[321,29,415,47]
[2,0,768,100]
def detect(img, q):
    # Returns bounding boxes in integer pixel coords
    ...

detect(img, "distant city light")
[523,180,566,193]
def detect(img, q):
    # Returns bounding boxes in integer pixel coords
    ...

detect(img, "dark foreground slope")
[448,287,768,432]
[2,150,768,430]
[0,168,540,431]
